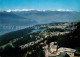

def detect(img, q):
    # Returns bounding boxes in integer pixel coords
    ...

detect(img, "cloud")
[55,9,73,11]
[13,9,34,11]
[6,9,35,12]
[6,9,73,12]
[6,9,12,12]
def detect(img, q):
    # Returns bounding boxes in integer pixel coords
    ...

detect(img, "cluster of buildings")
[48,25,67,29]
[58,47,76,57]
[19,38,43,49]
[49,31,69,37]
[33,22,72,30]
[49,42,77,57]
[40,31,70,38]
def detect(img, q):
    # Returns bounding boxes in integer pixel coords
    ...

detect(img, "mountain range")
[0,10,80,34]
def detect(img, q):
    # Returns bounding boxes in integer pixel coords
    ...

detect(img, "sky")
[0,0,80,11]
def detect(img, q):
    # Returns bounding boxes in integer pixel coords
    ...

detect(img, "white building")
[50,42,57,52]
[58,47,76,56]
[50,45,57,52]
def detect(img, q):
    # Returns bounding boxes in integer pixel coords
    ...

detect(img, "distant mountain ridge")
[0,10,80,34]
[0,10,80,25]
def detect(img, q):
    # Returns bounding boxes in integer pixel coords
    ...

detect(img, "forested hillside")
[57,22,80,49]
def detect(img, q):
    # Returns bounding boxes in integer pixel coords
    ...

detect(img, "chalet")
[58,47,76,56]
